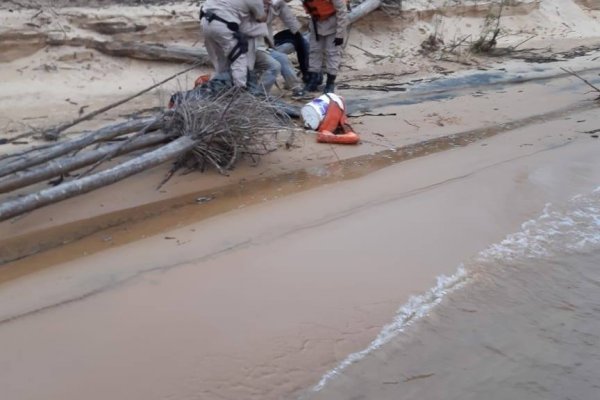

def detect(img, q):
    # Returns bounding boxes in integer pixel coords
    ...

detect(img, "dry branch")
[471,1,505,53]
[0,131,169,194]
[40,64,197,141]
[0,142,54,163]
[166,87,292,176]
[561,67,600,97]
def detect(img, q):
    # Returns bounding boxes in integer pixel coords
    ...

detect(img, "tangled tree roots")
[161,87,293,184]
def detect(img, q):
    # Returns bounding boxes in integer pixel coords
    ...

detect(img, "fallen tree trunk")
[0,131,170,194]
[348,0,382,24]
[43,0,380,66]
[47,37,211,65]
[0,136,196,222]
[0,116,163,178]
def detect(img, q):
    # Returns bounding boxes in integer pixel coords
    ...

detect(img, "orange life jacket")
[316,95,359,145]
[303,0,339,21]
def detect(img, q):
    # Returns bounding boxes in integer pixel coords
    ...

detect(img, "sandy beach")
[2,96,600,399]
[1,1,600,399]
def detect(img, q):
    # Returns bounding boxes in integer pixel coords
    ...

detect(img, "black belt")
[200,8,247,63]
[200,8,240,32]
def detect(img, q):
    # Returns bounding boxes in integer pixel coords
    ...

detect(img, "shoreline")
[2,56,600,266]
[306,193,600,400]
[2,1,600,398]
[1,102,600,399]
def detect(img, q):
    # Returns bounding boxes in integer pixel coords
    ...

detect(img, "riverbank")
[1,1,600,399]
[1,78,600,399]
[2,0,600,263]
[2,54,600,265]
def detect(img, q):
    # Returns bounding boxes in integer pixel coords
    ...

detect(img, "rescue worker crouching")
[262,0,306,97]
[302,0,348,93]
[239,16,272,95]
[241,0,306,97]
[200,0,267,89]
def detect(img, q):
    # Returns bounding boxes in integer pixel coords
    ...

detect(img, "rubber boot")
[303,72,320,93]
[316,72,324,86]
[302,71,311,84]
[323,74,336,94]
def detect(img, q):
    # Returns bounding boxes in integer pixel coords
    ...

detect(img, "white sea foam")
[309,266,469,393]
[309,187,600,395]
[478,188,600,263]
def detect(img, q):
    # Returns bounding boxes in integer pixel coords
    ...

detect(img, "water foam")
[309,187,600,395]
[310,266,469,393]
[479,187,600,263]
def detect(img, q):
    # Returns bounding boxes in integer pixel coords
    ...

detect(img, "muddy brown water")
[1,102,600,399]
[306,200,600,400]
[1,58,600,399]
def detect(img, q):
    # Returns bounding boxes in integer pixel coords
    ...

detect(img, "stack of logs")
[0,88,293,222]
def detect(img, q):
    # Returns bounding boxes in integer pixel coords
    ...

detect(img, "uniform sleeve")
[277,1,301,34]
[332,0,348,39]
[248,0,266,21]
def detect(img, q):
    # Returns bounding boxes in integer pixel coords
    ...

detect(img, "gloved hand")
[334,37,343,46]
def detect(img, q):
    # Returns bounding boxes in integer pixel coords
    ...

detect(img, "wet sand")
[2,0,600,266]
[2,98,600,399]
[2,56,600,264]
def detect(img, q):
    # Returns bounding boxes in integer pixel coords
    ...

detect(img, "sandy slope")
[1,0,599,139]
[1,0,600,260]
[1,1,600,399]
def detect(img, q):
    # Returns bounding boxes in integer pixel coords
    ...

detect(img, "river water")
[306,188,600,400]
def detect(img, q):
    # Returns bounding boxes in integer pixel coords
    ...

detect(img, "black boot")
[323,74,336,93]
[302,71,310,84]
[303,72,320,93]
[316,72,324,86]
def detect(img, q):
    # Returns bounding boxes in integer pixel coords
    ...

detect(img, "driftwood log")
[0,116,163,178]
[0,131,170,194]
[348,0,382,24]
[43,0,382,65]
[0,136,196,222]
[47,37,211,65]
